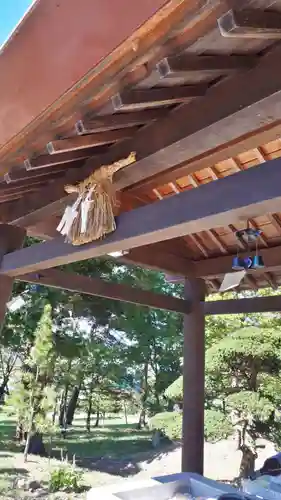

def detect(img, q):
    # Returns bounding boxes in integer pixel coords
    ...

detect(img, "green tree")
[8,304,57,462]
[112,267,183,426]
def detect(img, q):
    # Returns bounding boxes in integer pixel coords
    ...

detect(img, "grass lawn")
[53,420,152,459]
[0,410,154,498]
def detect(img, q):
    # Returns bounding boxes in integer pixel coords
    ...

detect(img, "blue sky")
[0,0,33,46]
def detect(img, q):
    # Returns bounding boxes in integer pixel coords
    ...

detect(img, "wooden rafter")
[76,109,167,134]
[156,54,258,78]
[24,146,108,170]
[218,9,281,40]
[4,42,281,226]
[47,128,138,154]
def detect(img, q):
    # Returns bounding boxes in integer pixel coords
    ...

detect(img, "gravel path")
[138,438,276,481]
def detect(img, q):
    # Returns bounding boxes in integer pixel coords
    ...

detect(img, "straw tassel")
[57,152,136,245]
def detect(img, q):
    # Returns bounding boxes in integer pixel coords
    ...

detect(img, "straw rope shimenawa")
[58,152,136,245]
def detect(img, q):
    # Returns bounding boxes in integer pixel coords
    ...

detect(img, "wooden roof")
[2,0,281,293]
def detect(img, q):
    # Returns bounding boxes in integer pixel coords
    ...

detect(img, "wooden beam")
[157,54,258,78]
[17,268,188,314]
[4,156,281,276]
[123,246,195,276]
[46,128,138,154]
[218,9,281,39]
[205,295,281,315]
[110,85,207,112]
[182,278,205,474]
[193,245,281,280]
[25,145,108,170]
[76,109,167,134]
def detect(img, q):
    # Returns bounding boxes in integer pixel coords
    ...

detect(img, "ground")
[0,411,277,499]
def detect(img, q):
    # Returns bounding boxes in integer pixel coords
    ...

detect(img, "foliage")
[165,376,182,401]
[149,411,182,440]
[49,466,82,493]
[7,304,57,460]
[204,409,232,442]
[149,409,233,443]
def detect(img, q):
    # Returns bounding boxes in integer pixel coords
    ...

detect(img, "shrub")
[204,409,232,442]
[149,409,232,443]
[49,466,82,493]
[149,411,182,440]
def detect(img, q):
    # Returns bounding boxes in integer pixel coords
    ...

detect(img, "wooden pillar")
[182,278,206,474]
[0,225,26,328]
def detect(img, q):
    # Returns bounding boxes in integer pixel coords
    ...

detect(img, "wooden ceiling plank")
[218,9,281,39]
[111,85,207,112]
[157,54,258,79]
[47,128,139,154]
[17,268,188,314]
[75,109,167,134]
[5,155,281,276]
[6,42,281,226]
[207,228,228,254]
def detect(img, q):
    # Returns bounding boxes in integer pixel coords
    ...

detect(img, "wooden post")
[182,278,206,474]
[0,225,26,328]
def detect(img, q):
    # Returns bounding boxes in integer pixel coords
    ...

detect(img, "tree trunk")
[52,394,59,424]
[66,382,82,426]
[94,410,100,428]
[59,384,69,427]
[24,366,39,463]
[86,397,93,432]
[239,445,257,478]
[124,401,128,425]
[0,379,8,401]
[24,433,46,459]
[16,422,25,443]
[137,361,149,429]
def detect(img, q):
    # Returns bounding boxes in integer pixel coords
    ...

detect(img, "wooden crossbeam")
[192,245,281,280]
[205,295,281,315]
[17,268,188,314]
[76,109,167,134]
[47,128,138,154]
[157,54,258,78]
[218,9,281,39]
[16,268,281,316]
[3,156,281,277]
[122,246,195,276]
[5,43,281,227]
[110,85,206,112]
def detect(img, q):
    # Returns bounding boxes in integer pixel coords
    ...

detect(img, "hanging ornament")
[56,152,136,246]
[220,221,264,292]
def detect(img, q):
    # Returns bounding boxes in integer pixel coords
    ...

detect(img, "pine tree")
[9,303,57,462]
